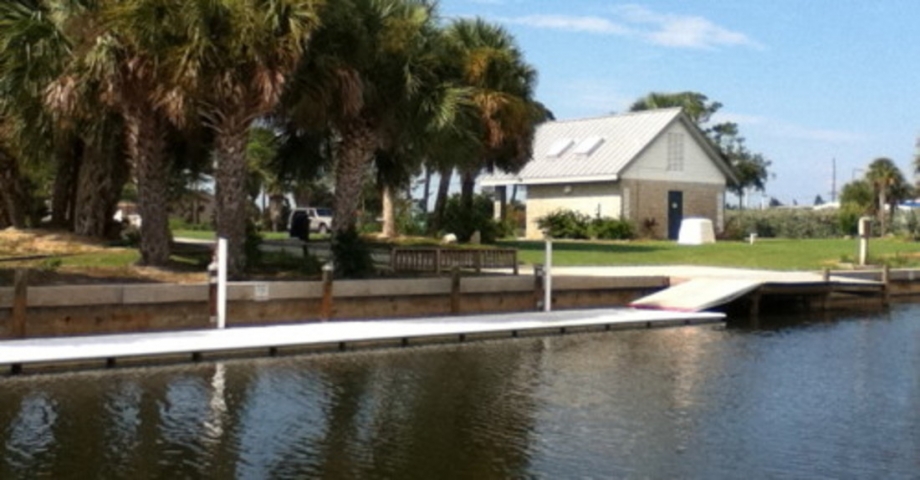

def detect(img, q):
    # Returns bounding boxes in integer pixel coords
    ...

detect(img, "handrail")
[390,247,518,275]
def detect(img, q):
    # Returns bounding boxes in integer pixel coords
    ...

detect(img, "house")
[480,108,739,239]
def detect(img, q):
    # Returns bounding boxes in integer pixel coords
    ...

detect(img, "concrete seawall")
[0,275,668,339]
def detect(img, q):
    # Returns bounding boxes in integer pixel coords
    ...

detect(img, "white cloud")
[613,5,761,50]
[506,14,630,35]
[503,5,760,51]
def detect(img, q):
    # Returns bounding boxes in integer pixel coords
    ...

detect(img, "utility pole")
[831,157,837,203]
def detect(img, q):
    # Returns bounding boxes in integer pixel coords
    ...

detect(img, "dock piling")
[321,262,334,320]
[450,267,461,314]
[12,269,28,338]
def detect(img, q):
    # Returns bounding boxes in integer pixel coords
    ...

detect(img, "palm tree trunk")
[268,193,286,231]
[73,139,129,238]
[0,195,8,229]
[460,167,477,213]
[381,184,396,238]
[878,189,888,235]
[0,148,28,228]
[125,110,171,266]
[51,134,82,229]
[214,115,252,277]
[421,165,431,214]
[332,123,377,235]
[430,165,452,234]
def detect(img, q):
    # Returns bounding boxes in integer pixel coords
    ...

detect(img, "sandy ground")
[0,228,206,285]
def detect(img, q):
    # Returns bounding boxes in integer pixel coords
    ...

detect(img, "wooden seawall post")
[320,263,334,320]
[533,265,544,310]
[450,267,461,314]
[12,269,28,338]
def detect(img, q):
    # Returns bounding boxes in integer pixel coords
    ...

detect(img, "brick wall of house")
[621,179,724,239]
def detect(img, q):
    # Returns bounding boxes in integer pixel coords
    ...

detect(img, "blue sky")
[440,0,920,205]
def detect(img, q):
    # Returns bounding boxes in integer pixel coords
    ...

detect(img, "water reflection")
[2,306,920,478]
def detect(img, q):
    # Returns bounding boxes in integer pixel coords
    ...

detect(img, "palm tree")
[865,157,908,235]
[284,0,441,246]
[0,0,73,229]
[49,5,177,264]
[442,18,544,237]
[158,0,323,276]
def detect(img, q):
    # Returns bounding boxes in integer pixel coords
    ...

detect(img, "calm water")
[2,306,920,479]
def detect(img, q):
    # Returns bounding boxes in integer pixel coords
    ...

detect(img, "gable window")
[667,132,684,171]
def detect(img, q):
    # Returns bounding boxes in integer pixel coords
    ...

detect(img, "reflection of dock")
[0,308,722,375]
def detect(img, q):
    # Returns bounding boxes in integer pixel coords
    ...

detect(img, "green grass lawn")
[25,235,919,276]
[173,230,290,241]
[501,238,920,271]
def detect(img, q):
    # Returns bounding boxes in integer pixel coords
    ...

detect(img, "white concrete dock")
[0,308,723,374]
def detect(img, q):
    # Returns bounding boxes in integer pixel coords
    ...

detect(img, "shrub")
[590,217,635,240]
[837,204,866,236]
[536,209,592,239]
[332,228,375,278]
[536,209,634,240]
[441,194,504,243]
[725,209,843,239]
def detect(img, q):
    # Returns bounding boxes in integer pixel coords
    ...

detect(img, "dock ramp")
[630,278,763,312]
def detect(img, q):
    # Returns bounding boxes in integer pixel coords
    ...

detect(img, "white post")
[544,236,552,312]
[217,237,228,329]
[858,216,871,266]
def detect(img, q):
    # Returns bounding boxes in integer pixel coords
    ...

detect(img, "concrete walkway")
[0,308,723,374]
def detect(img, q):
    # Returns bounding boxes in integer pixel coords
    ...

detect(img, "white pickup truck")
[288,207,333,240]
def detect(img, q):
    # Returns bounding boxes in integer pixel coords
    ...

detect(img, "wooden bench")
[390,247,519,275]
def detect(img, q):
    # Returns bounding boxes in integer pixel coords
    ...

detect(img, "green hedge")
[536,209,635,240]
[723,208,881,239]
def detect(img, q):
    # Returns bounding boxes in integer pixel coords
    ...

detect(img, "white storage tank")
[677,218,716,245]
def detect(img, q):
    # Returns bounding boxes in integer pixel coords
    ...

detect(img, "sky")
[439,0,920,206]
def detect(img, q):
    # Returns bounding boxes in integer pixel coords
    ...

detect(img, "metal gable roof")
[480,107,687,186]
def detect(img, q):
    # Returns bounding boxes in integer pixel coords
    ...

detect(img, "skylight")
[573,136,604,155]
[546,138,574,158]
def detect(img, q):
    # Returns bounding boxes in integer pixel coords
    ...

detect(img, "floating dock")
[630,270,885,312]
[0,308,723,375]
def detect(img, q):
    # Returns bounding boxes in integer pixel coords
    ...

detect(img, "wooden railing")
[390,247,519,275]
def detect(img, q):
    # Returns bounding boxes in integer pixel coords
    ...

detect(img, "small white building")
[480,108,739,239]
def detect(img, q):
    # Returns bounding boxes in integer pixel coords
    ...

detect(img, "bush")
[441,194,504,243]
[332,228,375,278]
[536,209,635,240]
[536,209,592,239]
[590,217,635,240]
[837,204,866,236]
[725,209,844,239]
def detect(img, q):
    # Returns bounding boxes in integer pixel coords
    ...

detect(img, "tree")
[0,0,72,229]
[443,18,545,236]
[865,157,909,235]
[814,194,825,206]
[630,91,721,125]
[156,0,323,275]
[630,91,772,207]
[284,0,446,266]
[840,179,873,211]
